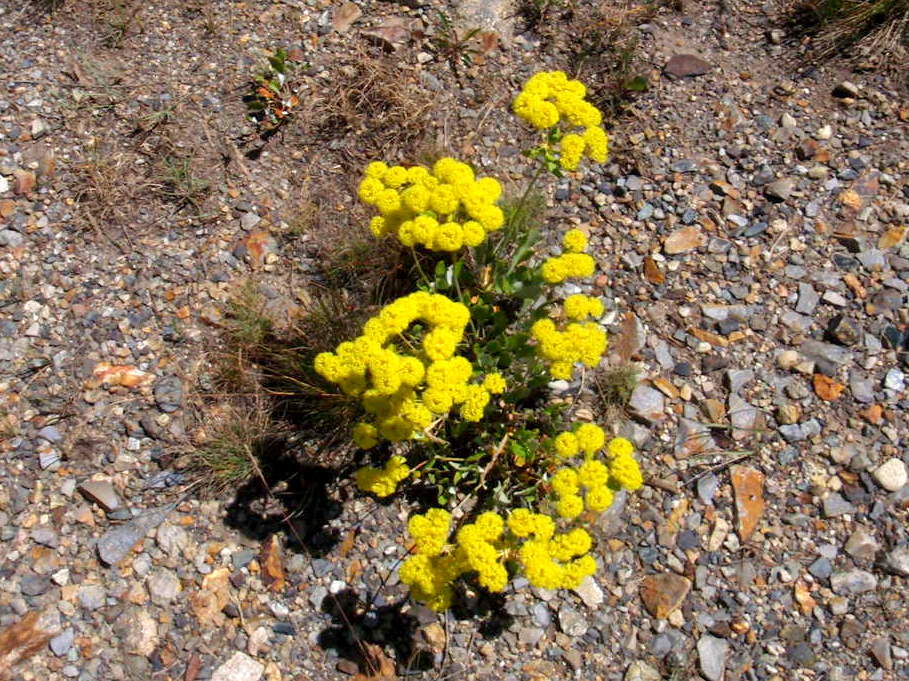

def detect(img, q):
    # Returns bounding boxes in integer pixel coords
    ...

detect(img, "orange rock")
[643,256,665,285]
[690,327,729,347]
[793,581,816,615]
[12,170,36,196]
[839,189,862,211]
[813,373,845,401]
[0,200,15,219]
[260,535,286,592]
[731,465,765,542]
[664,226,706,255]
[651,376,679,399]
[879,226,906,249]
[0,610,59,673]
[639,574,692,619]
[190,567,231,625]
[860,403,883,425]
[90,362,154,389]
[843,273,866,299]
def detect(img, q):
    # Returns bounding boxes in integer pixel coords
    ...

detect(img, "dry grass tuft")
[595,364,641,407]
[70,147,151,250]
[795,0,909,64]
[311,50,435,164]
[188,401,285,496]
[555,1,670,118]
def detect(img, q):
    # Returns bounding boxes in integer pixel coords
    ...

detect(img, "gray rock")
[20,574,51,597]
[844,527,878,561]
[728,393,757,440]
[885,546,909,576]
[697,634,729,681]
[50,629,74,656]
[239,212,260,230]
[78,584,106,610]
[78,479,121,511]
[558,605,588,637]
[155,523,189,557]
[884,368,905,393]
[531,602,551,628]
[628,385,665,423]
[871,637,893,670]
[147,568,181,606]
[765,177,794,202]
[0,229,25,248]
[800,339,853,366]
[725,369,754,394]
[308,585,328,609]
[849,373,875,403]
[830,569,877,595]
[856,249,886,271]
[37,425,62,442]
[453,0,514,38]
[698,473,720,505]
[211,652,264,681]
[97,505,173,566]
[518,626,545,646]
[808,557,832,580]
[154,375,183,413]
[779,424,807,442]
[796,283,819,314]
[31,527,59,548]
[823,493,856,518]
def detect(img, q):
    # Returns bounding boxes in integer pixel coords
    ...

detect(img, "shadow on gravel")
[317,588,431,676]
[222,443,344,558]
[317,587,514,676]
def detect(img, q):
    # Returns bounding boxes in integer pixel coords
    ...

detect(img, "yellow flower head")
[562,228,588,253]
[553,431,579,458]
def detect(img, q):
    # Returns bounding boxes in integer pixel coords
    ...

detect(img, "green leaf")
[624,75,649,92]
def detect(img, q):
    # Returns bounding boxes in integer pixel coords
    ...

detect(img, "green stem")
[493,161,546,262]
[411,248,433,290]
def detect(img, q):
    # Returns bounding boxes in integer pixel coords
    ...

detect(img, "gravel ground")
[1,1,908,680]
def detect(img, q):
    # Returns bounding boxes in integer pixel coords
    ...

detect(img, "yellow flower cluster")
[606,437,644,491]
[541,229,596,285]
[564,294,604,321]
[400,510,508,611]
[315,292,505,449]
[400,506,599,609]
[358,159,504,251]
[531,318,607,380]
[509,508,596,590]
[354,455,410,498]
[549,427,643,517]
[512,71,609,171]
[533,231,606,379]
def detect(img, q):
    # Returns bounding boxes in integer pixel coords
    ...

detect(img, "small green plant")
[190,403,281,495]
[429,11,483,82]
[596,364,641,406]
[158,155,210,210]
[303,71,643,613]
[244,48,301,134]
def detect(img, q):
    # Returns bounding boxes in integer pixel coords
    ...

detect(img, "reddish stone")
[731,465,765,542]
[640,574,691,618]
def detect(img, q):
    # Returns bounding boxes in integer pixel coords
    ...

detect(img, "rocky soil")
[1,0,908,680]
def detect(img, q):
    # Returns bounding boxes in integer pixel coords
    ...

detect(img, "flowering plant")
[311,71,642,611]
